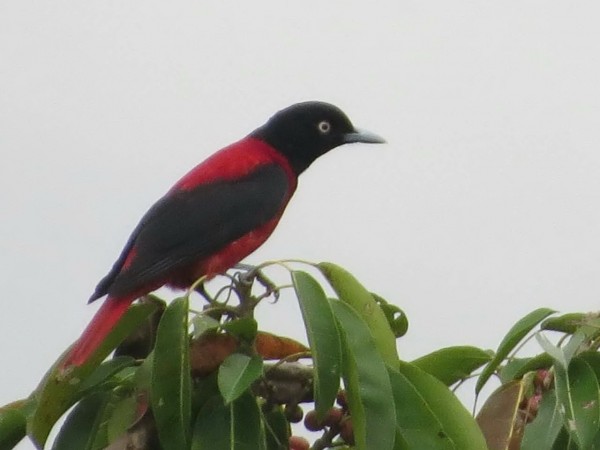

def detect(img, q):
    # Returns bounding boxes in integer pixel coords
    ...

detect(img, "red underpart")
[168,215,286,288]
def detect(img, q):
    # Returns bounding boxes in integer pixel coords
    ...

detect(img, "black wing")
[90,163,290,300]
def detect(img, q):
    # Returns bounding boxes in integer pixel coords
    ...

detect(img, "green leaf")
[191,393,266,450]
[76,356,136,394]
[398,361,488,449]
[51,391,111,450]
[387,368,455,449]
[579,351,600,381]
[28,301,158,448]
[218,353,263,404]
[151,297,191,450]
[476,307,555,394]
[556,357,600,449]
[541,313,587,334]
[499,353,553,383]
[372,293,409,338]
[106,392,137,443]
[552,429,578,450]
[0,406,27,449]
[263,406,290,450]
[412,346,492,386]
[536,330,588,370]
[521,390,562,450]
[330,299,396,450]
[563,330,591,365]
[291,270,341,418]
[191,396,230,449]
[393,430,409,450]
[536,332,570,368]
[190,373,220,418]
[221,317,258,341]
[230,393,266,450]
[191,315,220,339]
[318,262,399,366]
[540,338,600,449]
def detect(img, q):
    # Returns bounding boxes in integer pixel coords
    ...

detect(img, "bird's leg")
[233,263,280,301]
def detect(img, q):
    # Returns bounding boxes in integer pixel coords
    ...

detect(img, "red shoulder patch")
[171,137,296,192]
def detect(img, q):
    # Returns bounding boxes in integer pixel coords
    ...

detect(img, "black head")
[251,101,385,175]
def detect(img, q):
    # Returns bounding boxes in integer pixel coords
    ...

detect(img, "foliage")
[476,311,600,450]
[2,262,599,449]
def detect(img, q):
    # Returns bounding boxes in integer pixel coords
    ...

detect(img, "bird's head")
[252,101,385,175]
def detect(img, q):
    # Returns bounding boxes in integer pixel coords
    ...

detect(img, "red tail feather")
[62,296,134,368]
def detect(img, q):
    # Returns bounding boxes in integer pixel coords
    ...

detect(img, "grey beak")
[343,128,386,144]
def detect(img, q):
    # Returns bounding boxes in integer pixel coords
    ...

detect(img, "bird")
[62,101,385,368]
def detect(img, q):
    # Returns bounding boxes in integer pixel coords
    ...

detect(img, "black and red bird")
[63,101,385,368]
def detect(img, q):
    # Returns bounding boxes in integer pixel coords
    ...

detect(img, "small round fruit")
[285,404,304,423]
[322,407,344,427]
[340,419,355,445]
[304,410,324,431]
[288,435,310,450]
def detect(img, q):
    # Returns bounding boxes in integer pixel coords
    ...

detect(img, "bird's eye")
[317,120,331,134]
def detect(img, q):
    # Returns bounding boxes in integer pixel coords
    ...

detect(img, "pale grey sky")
[2,1,600,448]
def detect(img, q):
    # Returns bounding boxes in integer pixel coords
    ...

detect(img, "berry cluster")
[288,391,354,449]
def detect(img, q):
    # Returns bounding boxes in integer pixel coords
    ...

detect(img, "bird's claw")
[234,263,280,301]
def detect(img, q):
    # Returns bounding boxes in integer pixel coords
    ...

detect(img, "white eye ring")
[317,120,331,134]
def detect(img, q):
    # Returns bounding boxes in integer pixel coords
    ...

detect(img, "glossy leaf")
[218,353,263,404]
[412,346,492,386]
[562,329,591,365]
[579,351,600,380]
[28,301,158,448]
[76,356,136,394]
[561,357,600,449]
[541,336,600,450]
[151,297,191,450]
[537,330,589,371]
[0,406,26,449]
[387,368,455,449]
[292,270,341,418]
[551,429,578,450]
[263,406,290,450]
[318,262,399,366]
[541,313,587,334]
[191,393,266,450]
[190,372,220,419]
[191,315,220,339]
[476,308,555,394]
[191,396,230,450]
[521,390,562,450]
[230,393,267,450]
[499,353,553,383]
[135,351,153,392]
[393,430,410,450]
[221,317,258,341]
[476,380,526,450]
[51,391,111,450]
[372,292,409,338]
[331,299,396,450]
[106,392,137,443]
[398,360,488,449]
[536,333,570,368]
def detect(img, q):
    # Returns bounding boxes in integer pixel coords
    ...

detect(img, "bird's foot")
[234,263,280,302]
